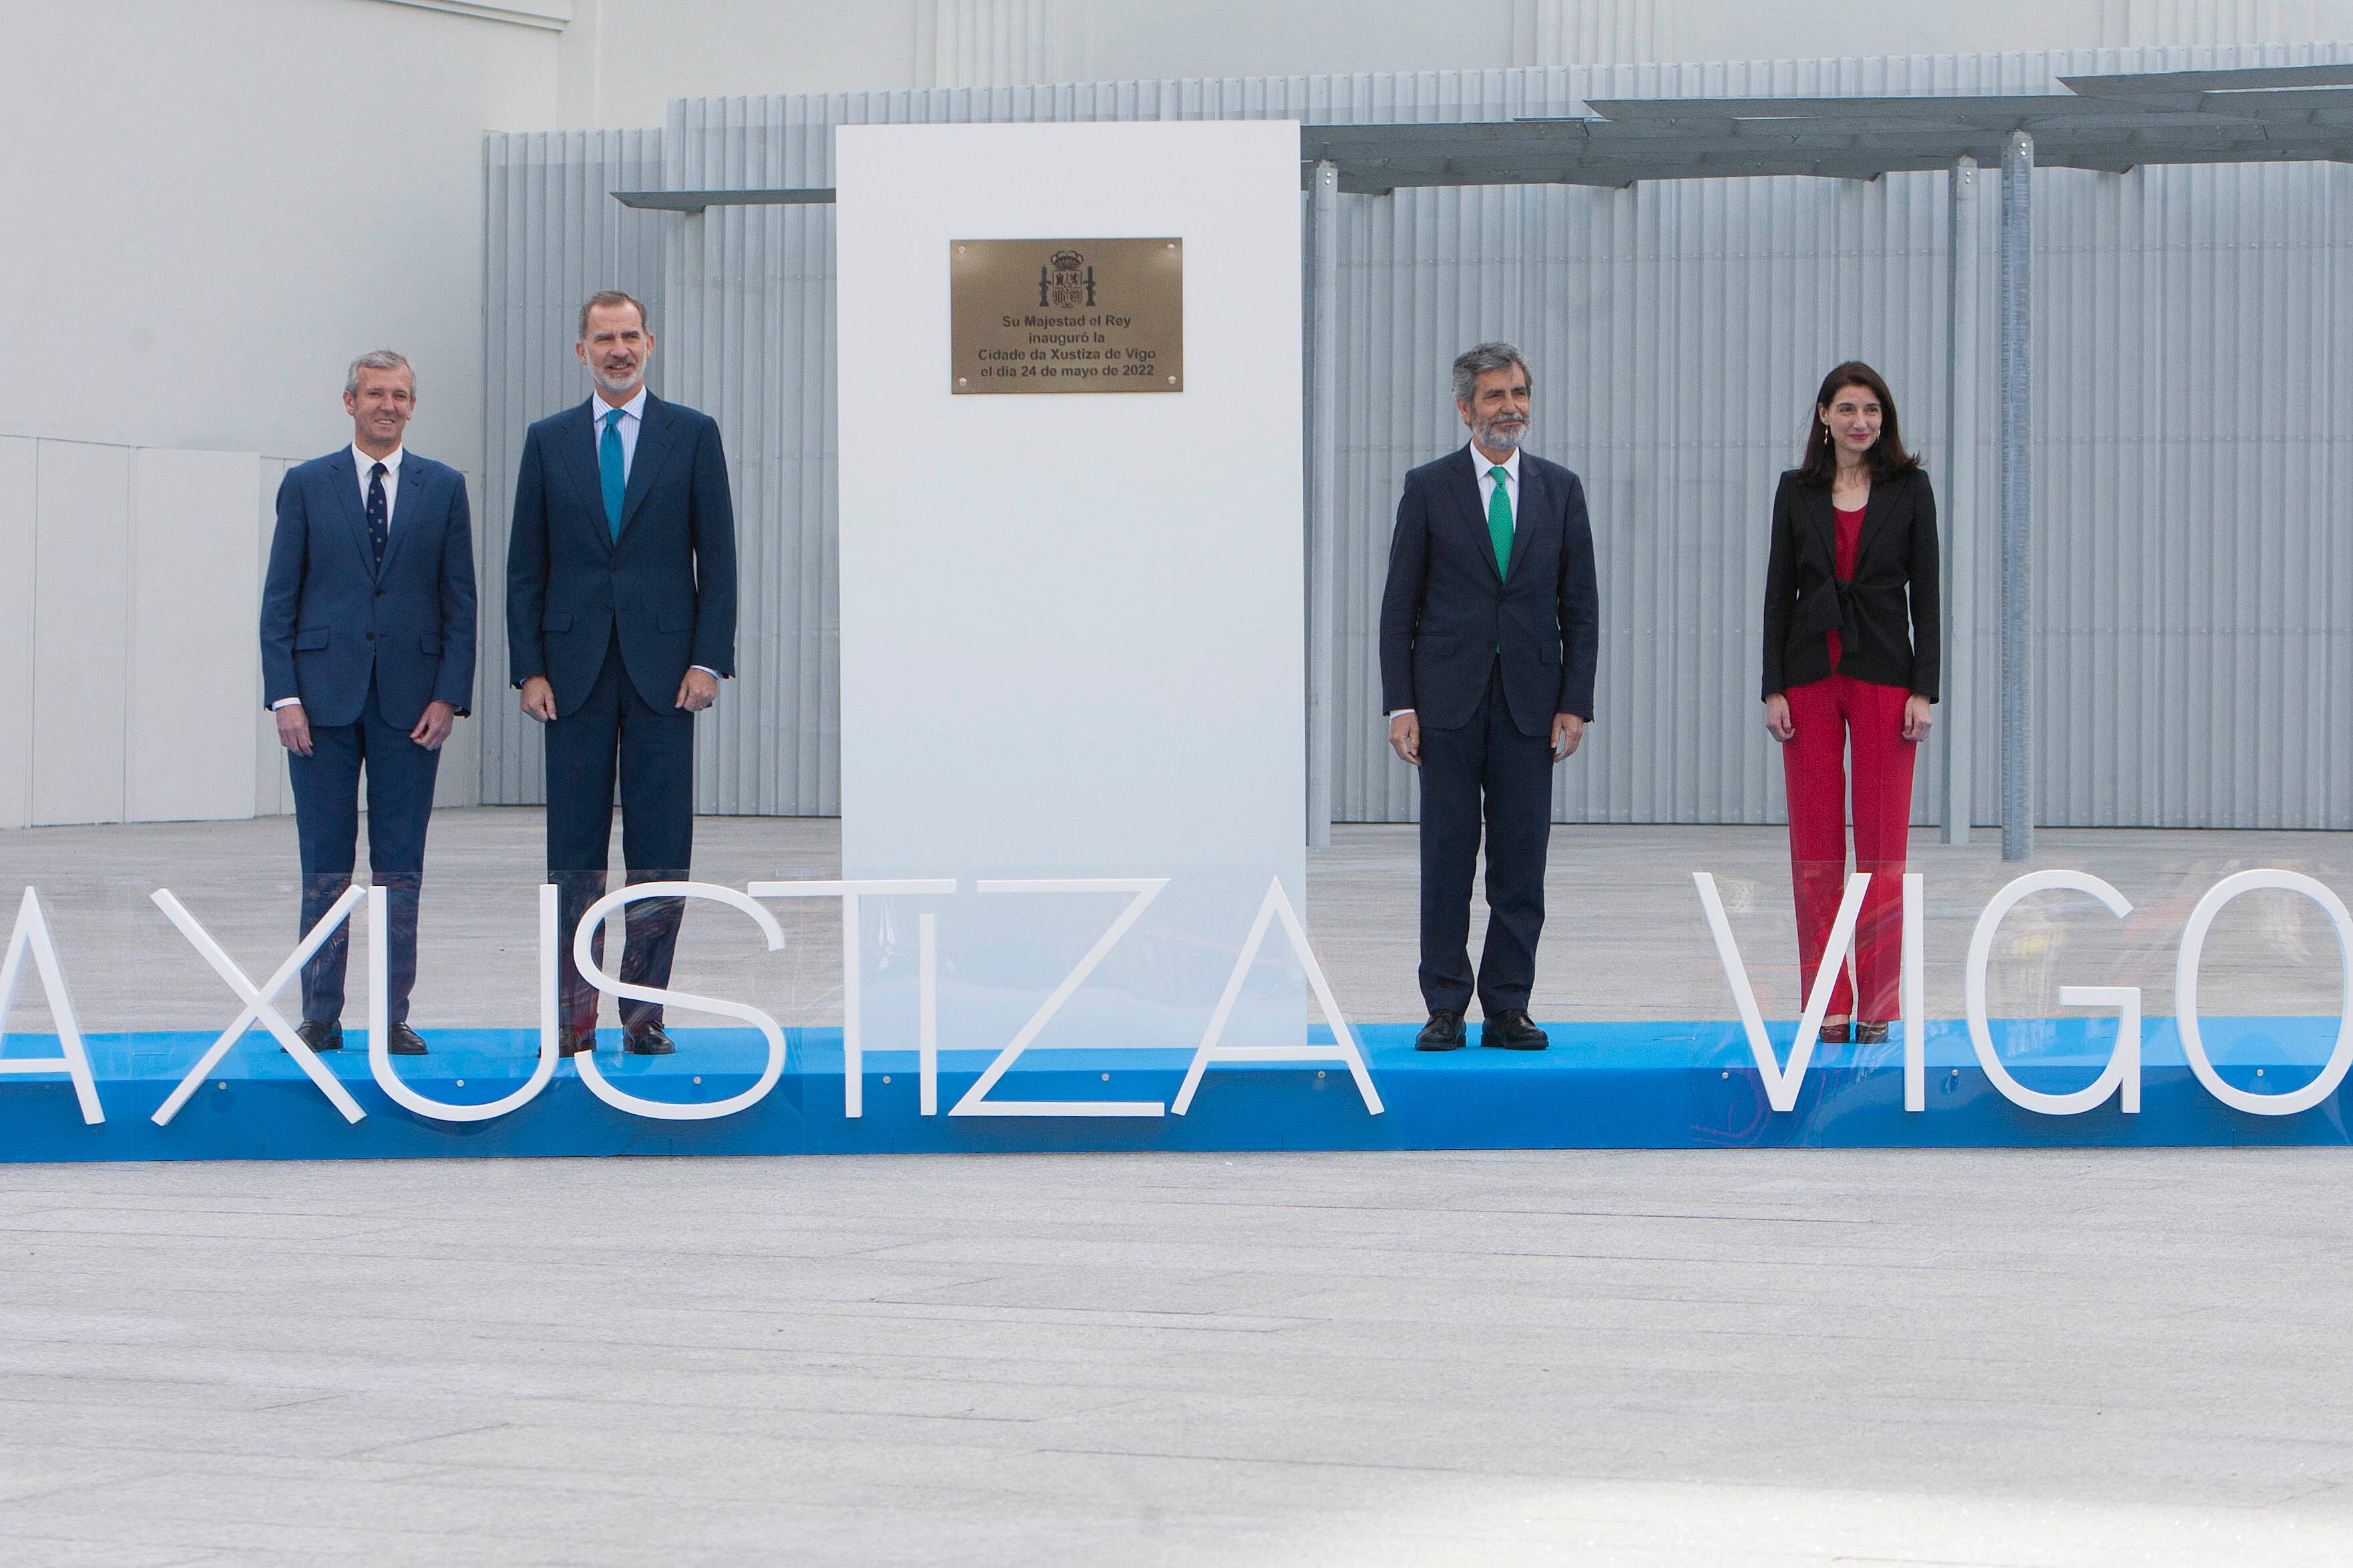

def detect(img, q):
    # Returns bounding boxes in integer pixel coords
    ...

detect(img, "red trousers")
[1781,675,1917,1021]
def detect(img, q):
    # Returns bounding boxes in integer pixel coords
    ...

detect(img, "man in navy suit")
[1377,342,1598,1052]
[260,350,477,1055]
[507,290,738,1058]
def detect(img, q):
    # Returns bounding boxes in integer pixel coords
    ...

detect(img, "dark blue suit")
[1378,446,1598,1015]
[506,394,737,1031]
[260,449,476,1024]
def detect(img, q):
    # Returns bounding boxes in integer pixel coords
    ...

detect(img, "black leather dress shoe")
[625,1023,676,1056]
[291,1019,343,1053]
[385,1022,429,1056]
[1415,1010,1466,1051]
[559,1026,596,1057]
[1481,1010,1550,1050]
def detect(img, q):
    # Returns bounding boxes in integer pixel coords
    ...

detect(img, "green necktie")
[1487,465,1512,577]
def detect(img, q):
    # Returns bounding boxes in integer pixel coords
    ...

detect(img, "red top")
[1826,505,1865,668]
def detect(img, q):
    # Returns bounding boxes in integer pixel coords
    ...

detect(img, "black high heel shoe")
[1820,1020,1852,1044]
[1854,1021,1890,1045]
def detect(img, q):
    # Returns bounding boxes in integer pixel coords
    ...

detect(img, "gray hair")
[579,289,648,339]
[1451,341,1531,405]
[345,349,415,399]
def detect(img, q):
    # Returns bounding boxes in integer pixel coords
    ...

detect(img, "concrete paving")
[1,813,2350,1563]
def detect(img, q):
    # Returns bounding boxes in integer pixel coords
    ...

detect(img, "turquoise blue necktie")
[1487,465,1512,577]
[599,409,626,539]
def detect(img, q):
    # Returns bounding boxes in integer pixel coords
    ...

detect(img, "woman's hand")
[1763,694,1794,742]
[1902,694,1933,742]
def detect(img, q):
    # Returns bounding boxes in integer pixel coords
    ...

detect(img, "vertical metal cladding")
[481,43,2351,828]
[479,127,667,808]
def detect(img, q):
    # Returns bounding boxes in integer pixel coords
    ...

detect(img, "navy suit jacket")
[1378,447,1600,737]
[505,394,738,718]
[260,450,477,730]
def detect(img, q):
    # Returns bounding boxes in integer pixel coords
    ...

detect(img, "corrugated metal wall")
[481,42,2352,829]
[479,128,668,808]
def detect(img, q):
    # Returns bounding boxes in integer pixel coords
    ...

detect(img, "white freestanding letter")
[571,881,792,1121]
[367,885,562,1121]
[1694,870,1869,1113]
[0,888,104,1125]
[1964,870,2141,1115]
[744,878,956,1117]
[151,886,368,1126]
[2175,869,2353,1117]
[1172,876,1381,1116]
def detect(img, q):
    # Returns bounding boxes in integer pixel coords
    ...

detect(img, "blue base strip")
[0,1019,2344,1161]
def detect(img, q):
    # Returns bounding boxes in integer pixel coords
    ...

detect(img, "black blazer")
[1378,447,1600,736]
[260,450,477,730]
[1760,466,1940,702]
[505,394,738,718]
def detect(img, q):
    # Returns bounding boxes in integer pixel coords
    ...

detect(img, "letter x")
[150,886,367,1127]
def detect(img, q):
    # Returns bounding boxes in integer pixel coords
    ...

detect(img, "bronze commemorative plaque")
[950,238,1183,393]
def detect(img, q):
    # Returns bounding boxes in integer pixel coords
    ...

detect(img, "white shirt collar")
[352,443,404,478]
[592,385,649,425]
[1468,441,1520,484]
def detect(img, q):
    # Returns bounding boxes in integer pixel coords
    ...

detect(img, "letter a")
[1172,877,1382,1116]
[0,888,105,1124]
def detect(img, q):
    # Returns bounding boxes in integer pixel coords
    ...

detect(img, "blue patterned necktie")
[365,463,389,573]
[599,408,626,539]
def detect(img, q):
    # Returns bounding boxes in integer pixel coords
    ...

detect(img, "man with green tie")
[506,291,739,1059]
[1376,342,1600,1053]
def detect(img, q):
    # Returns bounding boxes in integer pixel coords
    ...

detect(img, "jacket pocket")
[419,637,443,654]
[293,627,330,651]
[541,612,573,631]
[656,610,694,634]
[1414,634,1457,658]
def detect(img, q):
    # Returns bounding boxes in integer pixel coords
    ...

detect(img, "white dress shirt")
[590,385,647,481]
[590,384,718,684]
[354,442,405,522]
[272,445,408,712]
[1388,441,1522,719]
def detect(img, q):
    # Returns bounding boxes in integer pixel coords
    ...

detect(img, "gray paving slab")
[2,818,2353,1561]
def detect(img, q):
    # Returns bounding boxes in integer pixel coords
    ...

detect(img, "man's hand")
[1387,712,1421,766]
[410,700,457,751]
[1551,713,1585,761]
[519,676,558,723]
[1902,694,1934,743]
[1763,694,1795,743]
[676,668,719,713]
[274,704,312,757]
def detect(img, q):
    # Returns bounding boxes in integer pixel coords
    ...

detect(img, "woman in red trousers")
[1760,362,1939,1045]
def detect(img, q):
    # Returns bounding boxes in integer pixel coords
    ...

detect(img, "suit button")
[365,632,374,641]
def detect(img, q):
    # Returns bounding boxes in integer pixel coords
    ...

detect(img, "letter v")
[1693,871,1869,1113]
[0,888,105,1124]
[151,886,367,1126]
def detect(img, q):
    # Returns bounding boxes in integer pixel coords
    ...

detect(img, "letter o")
[2175,869,2353,1117]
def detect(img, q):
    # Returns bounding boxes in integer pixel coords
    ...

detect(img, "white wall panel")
[129,450,261,822]
[0,439,33,830]
[30,442,132,826]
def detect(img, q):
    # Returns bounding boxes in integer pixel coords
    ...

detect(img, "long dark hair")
[1797,360,1921,487]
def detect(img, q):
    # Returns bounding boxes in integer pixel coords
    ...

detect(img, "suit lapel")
[1854,475,1896,568]
[617,395,676,539]
[1450,447,1503,585]
[1801,483,1838,575]
[376,459,423,579]
[556,401,614,556]
[326,452,377,578]
[1502,458,1547,587]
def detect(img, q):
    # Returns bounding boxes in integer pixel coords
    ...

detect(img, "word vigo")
[0,876,1381,1129]
[1694,868,2353,1118]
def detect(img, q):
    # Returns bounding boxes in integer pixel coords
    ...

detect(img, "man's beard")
[1473,415,1525,452]
[593,361,643,398]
